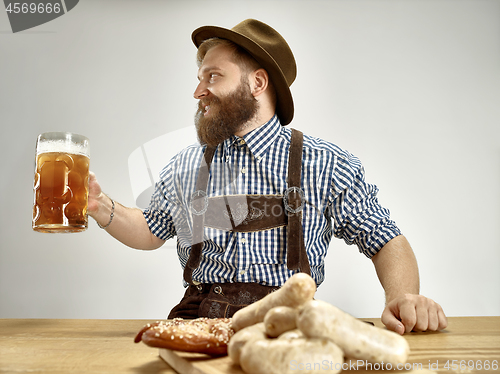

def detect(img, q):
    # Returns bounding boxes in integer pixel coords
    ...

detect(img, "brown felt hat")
[192,19,296,126]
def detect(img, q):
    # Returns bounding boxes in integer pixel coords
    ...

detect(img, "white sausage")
[278,329,304,340]
[232,273,316,331]
[227,322,267,365]
[240,337,344,374]
[297,300,410,365]
[264,306,298,338]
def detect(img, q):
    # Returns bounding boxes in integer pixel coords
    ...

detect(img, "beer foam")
[37,139,90,157]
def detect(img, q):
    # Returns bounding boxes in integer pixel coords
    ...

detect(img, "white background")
[1,0,499,320]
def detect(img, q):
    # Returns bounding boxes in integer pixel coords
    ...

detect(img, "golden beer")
[32,133,90,233]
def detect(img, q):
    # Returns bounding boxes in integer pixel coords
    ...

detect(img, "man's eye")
[209,73,219,82]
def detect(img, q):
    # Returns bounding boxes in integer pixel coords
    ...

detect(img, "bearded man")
[194,39,262,148]
[88,19,447,335]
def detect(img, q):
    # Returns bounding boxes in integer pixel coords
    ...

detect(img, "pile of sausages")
[229,273,410,374]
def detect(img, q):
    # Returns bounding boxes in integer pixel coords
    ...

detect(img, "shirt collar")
[222,114,282,161]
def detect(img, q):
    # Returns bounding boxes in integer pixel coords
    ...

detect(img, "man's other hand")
[382,294,448,335]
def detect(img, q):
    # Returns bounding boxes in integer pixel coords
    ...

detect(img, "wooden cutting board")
[159,349,245,374]
[158,349,435,374]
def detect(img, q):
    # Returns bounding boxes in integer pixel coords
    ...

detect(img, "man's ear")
[250,68,269,97]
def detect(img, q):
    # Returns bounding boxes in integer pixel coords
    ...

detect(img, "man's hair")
[197,38,276,103]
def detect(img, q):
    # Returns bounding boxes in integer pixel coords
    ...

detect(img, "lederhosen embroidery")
[171,129,310,319]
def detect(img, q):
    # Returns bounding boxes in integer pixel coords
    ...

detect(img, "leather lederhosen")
[168,129,311,319]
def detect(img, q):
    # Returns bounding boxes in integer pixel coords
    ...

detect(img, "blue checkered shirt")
[143,115,401,287]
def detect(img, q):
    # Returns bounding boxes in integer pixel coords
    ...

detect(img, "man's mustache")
[197,96,220,111]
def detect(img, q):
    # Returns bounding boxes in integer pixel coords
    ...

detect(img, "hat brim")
[192,25,294,126]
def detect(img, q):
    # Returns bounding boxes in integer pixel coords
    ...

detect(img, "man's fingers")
[413,302,430,331]
[414,297,448,332]
[381,295,448,335]
[384,294,448,333]
[426,305,440,331]
[398,298,417,333]
[87,171,103,215]
[88,171,102,196]
[381,307,405,335]
[438,307,448,330]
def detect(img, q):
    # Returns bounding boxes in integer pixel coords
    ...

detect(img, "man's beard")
[195,78,259,147]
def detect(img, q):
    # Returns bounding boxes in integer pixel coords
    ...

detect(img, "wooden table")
[0,317,498,373]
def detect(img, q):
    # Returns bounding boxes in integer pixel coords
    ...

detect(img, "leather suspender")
[183,146,216,284]
[183,128,310,284]
[286,129,311,275]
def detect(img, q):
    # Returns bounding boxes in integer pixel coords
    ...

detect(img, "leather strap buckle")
[283,186,304,214]
[190,190,209,215]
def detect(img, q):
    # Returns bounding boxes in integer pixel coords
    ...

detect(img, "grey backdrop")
[1,0,499,319]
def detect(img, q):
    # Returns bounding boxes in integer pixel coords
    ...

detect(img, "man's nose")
[193,81,208,100]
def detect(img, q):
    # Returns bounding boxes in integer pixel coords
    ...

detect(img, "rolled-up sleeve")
[328,151,401,258]
[143,203,175,242]
[142,159,181,241]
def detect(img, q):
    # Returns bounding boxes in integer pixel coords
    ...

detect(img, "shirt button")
[239,270,246,275]
[239,139,245,145]
[241,168,247,174]
[241,238,246,244]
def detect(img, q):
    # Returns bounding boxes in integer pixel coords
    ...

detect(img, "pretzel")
[134,317,234,356]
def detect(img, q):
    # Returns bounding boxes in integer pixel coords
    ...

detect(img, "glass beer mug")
[32,132,90,233]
